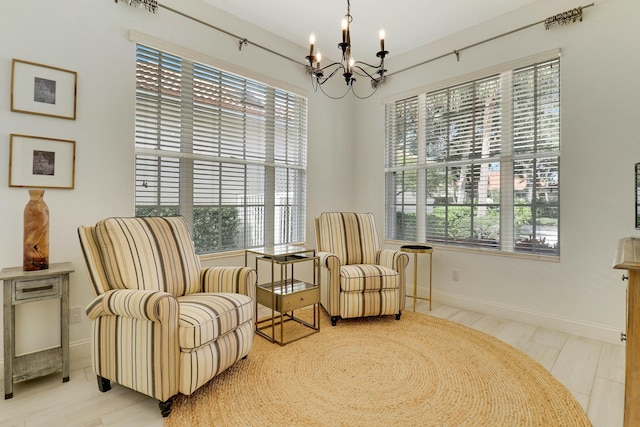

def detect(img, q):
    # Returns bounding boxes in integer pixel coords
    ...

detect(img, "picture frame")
[9,134,76,189]
[11,59,77,120]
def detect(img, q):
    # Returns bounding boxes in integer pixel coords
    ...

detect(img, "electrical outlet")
[452,270,460,282]
[70,306,83,324]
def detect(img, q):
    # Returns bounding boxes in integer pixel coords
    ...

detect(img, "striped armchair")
[77,216,256,417]
[314,212,409,326]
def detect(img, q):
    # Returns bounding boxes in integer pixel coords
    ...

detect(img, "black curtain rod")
[157,3,594,78]
[387,3,594,78]
[159,3,306,66]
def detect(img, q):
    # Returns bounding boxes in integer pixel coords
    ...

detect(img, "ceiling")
[202,0,539,61]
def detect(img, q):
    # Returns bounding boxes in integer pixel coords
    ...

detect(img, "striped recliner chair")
[77,216,256,417]
[314,212,409,326]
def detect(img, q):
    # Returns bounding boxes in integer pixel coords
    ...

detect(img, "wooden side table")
[401,245,433,312]
[614,237,640,427]
[1,262,74,399]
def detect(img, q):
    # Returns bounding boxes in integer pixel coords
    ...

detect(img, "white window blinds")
[385,57,560,256]
[135,44,307,254]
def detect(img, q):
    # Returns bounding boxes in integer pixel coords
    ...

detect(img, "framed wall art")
[11,59,77,120]
[9,134,76,189]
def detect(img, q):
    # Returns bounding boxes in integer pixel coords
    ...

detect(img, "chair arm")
[200,266,257,301]
[317,252,342,317]
[377,249,409,272]
[317,251,341,272]
[85,289,178,323]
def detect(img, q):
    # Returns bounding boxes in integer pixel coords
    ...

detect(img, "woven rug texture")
[166,309,591,427]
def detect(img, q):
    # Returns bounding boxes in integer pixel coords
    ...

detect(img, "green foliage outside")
[136,205,240,254]
[395,203,558,255]
[395,211,416,241]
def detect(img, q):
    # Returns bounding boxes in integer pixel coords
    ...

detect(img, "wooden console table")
[613,237,640,427]
[1,262,74,399]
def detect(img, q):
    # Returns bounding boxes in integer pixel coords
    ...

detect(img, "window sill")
[384,240,560,263]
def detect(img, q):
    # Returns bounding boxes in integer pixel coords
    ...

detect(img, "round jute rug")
[166,310,590,427]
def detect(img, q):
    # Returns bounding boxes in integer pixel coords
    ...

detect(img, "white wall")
[1,0,636,368]
[0,0,352,357]
[353,0,640,342]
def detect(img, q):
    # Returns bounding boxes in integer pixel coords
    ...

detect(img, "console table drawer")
[14,277,61,302]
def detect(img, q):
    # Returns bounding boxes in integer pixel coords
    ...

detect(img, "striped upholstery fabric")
[78,225,110,295]
[340,264,398,292]
[94,216,202,295]
[177,293,253,349]
[315,212,409,321]
[78,216,256,402]
[180,321,254,394]
[85,288,180,401]
[316,212,380,265]
[340,289,399,318]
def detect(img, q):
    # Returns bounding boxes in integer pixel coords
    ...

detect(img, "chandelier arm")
[316,64,347,86]
[318,81,352,100]
[351,65,383,81]
[350,82,380,100]
[316,61,344,75]
[310,72,320,92]
[320,86,351,99]
[353,60,383,70]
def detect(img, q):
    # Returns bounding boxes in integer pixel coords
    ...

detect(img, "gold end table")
[245,246,320,346]
[401,245,433,312]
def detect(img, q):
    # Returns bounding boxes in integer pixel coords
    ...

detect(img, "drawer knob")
[622,274,629,281]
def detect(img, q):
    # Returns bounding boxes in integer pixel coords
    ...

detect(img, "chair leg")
[159,397,174,417]
[396,311,402,320]
[97,375,111,393]
[331,316,338,326]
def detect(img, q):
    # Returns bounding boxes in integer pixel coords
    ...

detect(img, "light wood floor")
[0,299,625,426]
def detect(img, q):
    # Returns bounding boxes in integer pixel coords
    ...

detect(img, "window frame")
[384,51,561,258]
[134,43,308,255]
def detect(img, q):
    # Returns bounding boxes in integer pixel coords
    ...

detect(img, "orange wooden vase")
[23,189,49,271]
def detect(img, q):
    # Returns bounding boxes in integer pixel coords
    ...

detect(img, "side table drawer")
[256,282,320,313]
[13,277,61,302]
[280,286,320,312]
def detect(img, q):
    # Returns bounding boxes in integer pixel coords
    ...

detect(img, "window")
[135,44,307,254]
[385,57,560,256]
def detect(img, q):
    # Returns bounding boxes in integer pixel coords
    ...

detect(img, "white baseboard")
[431,289,623,345]
[0,339,92,381]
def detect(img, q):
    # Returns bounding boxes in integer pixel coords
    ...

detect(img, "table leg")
[4,282,14,399]
[413,253,418,312]
[429,252,433,311]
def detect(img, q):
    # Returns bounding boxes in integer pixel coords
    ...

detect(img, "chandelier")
[306,0,388,99]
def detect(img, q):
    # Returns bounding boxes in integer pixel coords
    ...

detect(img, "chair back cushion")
[78,225,111,296]
[94,216,201,296]
[315,212,380,265]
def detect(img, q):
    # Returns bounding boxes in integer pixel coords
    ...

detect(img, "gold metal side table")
[245,246,320,346]
[401,245,433,312]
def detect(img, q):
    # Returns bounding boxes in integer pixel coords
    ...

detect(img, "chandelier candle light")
[306,0,389,99]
